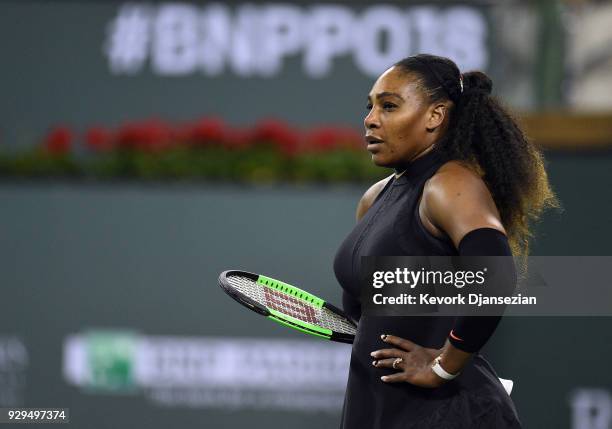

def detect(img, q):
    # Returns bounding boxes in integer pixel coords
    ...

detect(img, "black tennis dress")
[333,148,522,428]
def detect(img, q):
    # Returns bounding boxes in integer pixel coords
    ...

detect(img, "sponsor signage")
[63,331,351,411]
[105,3,488,78]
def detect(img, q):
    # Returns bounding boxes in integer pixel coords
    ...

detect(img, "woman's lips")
[365,135,384,152]
[366,139,384,152]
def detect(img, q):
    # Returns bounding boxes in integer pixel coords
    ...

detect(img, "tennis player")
[333,54,558,427]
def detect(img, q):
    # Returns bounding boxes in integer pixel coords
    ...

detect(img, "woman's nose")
[364,109,380,129]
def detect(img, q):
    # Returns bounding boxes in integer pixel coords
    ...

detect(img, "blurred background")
[1,0,611,428]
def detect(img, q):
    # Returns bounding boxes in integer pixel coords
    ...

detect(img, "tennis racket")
[218,270,357,344]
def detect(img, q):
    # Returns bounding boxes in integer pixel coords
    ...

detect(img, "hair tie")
[413,56,461,103]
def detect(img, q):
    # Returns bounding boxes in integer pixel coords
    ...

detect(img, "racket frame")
[218,270,355,344]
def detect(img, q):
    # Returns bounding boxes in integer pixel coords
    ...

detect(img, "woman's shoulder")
[356,174,395,221]
[421,160,505,247]
[430,159,483,184]
[424,160,490,205]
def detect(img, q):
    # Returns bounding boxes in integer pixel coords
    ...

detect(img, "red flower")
[251,119,300,155]
[185,117,227,146]
[116,119,173,152]
[225,128,255,150]
[336,127,363,150]
[43,126,72,155]
[304,126,363,152]
[85,126,114,152]
[304,127,338,152]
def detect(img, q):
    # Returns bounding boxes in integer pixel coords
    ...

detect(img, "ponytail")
[395,55,559,257]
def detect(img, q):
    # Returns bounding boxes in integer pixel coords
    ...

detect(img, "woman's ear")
[426,103,449,132]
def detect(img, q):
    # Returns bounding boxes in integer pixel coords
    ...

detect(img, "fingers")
[370,348,404,359]
[372,357,402,369]
[380,372,406,383]
[381,334,416,351]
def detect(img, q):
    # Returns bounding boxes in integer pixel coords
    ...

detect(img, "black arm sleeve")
[448,228,517,353]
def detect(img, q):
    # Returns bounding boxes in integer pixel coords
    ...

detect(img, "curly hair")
[394,54,559,257]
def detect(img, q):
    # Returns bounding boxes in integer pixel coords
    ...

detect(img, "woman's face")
[364,66,436,169]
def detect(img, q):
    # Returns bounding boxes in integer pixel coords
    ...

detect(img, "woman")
[333,54,558,428]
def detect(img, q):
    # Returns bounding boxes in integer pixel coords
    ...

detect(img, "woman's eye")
[365,102,396,111]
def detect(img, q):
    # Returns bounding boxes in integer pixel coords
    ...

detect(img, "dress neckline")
[393,146,442,186]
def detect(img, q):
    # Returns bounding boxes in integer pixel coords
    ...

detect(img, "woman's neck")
[394,144,436,177]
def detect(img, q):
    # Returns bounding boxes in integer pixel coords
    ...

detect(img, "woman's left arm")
[371,162,516,388]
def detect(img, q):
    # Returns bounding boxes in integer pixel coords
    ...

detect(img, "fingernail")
[381,334,387,340]
[370,352,376,357]
[381,376,387,381]
[372,360,377,366]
